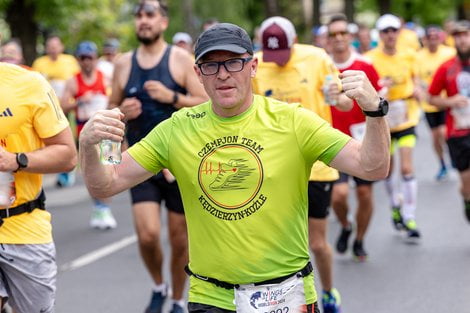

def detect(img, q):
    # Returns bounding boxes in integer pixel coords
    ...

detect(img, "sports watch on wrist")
[362,97,389,117]
[14,153,28,172]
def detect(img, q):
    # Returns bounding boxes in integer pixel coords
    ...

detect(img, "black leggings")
[188,302,320,313]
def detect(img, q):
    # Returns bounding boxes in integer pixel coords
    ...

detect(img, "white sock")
[152,283,167,295]
[171,299,186,308]
[385,175,401,208]
[401,175,417,221]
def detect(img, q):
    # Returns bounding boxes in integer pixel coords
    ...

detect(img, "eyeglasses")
[328,31,349,38]
[78,55,94,61]
[197,57,253,76]
[381,28,398,34]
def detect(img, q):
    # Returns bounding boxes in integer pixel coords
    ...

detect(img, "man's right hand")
[79,108,125,146]
[120,97,142,120]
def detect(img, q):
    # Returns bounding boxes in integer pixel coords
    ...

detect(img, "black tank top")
[123,45,187,145]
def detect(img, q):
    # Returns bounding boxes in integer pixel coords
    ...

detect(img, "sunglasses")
[328,31,349,38]
[133,2,159,16]
[381,28,399,34]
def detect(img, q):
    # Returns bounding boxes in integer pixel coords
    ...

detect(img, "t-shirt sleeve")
[127,118,173,174]
[366,63,381,91]
[31,73,69,139]
[428,63,447,96]
[294,107,351,167]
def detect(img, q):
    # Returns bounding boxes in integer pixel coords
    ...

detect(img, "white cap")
[376,14,401,31]
[172,32,193,45]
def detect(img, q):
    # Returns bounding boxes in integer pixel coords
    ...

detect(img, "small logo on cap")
[267,36,280,49]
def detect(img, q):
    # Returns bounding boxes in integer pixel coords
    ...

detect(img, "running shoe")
[145,289,167,313]
[335,226,352,254]
[169,303,185,313]
[435,166,448,181]
[404,219,421,242]
[322,288,341,313]
[89,207,117,230]
[56,171,76,188]
[391,207,405,230]
[352,240,368,262]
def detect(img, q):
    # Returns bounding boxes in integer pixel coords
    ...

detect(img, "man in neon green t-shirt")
[79,23,390,313]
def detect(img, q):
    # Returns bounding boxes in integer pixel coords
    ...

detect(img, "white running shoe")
[90,207,117,230]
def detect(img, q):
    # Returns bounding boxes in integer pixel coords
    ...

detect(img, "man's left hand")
[143,80,174,104]
[340,70,380,111]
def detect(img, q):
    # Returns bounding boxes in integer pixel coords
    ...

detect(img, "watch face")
[381,99,389,115]
[18,153,28,168]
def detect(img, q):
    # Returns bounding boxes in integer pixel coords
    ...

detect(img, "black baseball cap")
[194,23,253,63]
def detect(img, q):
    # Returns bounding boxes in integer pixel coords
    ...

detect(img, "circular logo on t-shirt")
[198,144,263,209]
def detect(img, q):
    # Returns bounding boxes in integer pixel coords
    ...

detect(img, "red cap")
[260,17,296,65]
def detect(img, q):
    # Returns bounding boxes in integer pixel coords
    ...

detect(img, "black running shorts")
[425,111,446,129]
[335,172,374,186]
[130,172,184,214]
[447,135,470,172]
[307,181,333,218]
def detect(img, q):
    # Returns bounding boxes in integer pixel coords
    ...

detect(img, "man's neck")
[428,45,438,53]
[137,39,167,68]
[81,70,97,83]
[332,48,352,64]
[139,38,166,56]
[382,46,396,56]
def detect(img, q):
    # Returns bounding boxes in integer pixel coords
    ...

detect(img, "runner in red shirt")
[327,14,381,261]
[61,41,117,230]
[429,20,470,223]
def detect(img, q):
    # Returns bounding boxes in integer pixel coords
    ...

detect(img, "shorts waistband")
[184,261,313,290]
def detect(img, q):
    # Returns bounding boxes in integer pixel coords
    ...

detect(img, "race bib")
[77,94,108,122]
[49,80,66,98]
[349,122,366,141]
[386,99,408,129]
[451,102,470,130]
[454,70,470,130]
[235,275,305,313]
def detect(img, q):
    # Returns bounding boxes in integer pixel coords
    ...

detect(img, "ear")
[194,64,204,83]
[250,57,258,78]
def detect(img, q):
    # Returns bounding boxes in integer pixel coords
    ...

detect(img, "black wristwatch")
[14,153,28,172]
[171,91,179,105]
[362,97,389,117]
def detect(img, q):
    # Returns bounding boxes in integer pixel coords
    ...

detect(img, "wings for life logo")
[198,136,266,220]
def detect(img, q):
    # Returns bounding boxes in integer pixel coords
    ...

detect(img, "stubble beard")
[137,32,161,46]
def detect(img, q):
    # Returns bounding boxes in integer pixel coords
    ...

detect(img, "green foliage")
[356,0,461,26]
[0,0,463,57]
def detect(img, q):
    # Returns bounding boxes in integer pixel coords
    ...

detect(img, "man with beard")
[429,20,470,225]
[109,1,208,312]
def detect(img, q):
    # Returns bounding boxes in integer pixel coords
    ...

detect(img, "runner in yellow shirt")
[0,62,77,313]
[32,35,80,188]
[416,26,456,180]
[366,14,424,241]
[253,16,354,313]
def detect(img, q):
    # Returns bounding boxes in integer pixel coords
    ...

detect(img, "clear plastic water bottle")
[100,140,122,165]
[323,74,337,106]
[0,172,14,208]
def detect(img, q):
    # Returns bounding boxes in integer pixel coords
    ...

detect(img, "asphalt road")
[42,119,470,313]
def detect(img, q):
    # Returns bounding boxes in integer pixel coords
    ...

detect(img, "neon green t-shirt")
[128,95,350,310]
